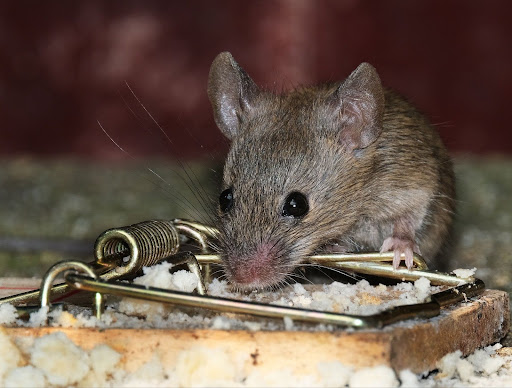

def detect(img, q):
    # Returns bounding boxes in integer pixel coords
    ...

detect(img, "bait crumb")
[3,366,46,388]
[99,264,445,331]
[0,304,18,326]
[1,316,511,386]
[1,262,478,333]
[29,332,90,386]
[349,365,399,387]
[453,267,477,278]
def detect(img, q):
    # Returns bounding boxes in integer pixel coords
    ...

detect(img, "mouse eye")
[219,188,234,213]
[282,192,309,218]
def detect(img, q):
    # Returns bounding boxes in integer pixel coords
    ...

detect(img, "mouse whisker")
[121,84,222,227]
[287,272,314,285]
[123,82,219,222]
[98,121,211,223]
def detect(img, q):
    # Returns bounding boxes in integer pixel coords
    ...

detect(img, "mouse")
[207,51,455,290]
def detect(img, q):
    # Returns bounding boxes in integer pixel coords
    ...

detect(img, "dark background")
[0,0,511,161]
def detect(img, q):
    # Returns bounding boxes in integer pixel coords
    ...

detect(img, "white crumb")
[433,344,512,386]
[437,350,463,378]
[413,277,431,301]
[244,321,263,331]
[456,358,475,382]
[30,331,90,386]
[398,369,420,388]
[131,261,198,292]
[283,316,294,330]
[349,365,399,387]
[207,277,232,297]
[316,361,353,387]
[169,269,199,293]
[117,262,198,320]
[89,344,122,377]
[49,310,80,328]
[211,315,233,330]
[244,368,318,387]
[122,354,165,387]
[453,267,477,278]
[0,328,23,382]
[293,283,307,295]
[467,346,505,375]
[172,346,242,387]
[0,328,511,387]
[27,306,48,327]
[3,366,46,388]
[0,304,18,326]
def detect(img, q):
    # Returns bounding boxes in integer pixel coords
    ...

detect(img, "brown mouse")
[207,52,455,290]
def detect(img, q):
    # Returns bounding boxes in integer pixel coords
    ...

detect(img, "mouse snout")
[225,242,283,288]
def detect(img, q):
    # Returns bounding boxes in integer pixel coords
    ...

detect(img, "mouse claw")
[380,237,418,270]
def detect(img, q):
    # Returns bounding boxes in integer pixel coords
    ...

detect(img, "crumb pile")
[0,327,511,387]
[0,261,446,331]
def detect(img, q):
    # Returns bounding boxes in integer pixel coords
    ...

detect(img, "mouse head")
[208,52,384,289]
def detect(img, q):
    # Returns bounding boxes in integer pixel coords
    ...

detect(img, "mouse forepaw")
[380,236,419,270]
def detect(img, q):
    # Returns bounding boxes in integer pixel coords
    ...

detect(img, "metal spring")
[94,220,181,280]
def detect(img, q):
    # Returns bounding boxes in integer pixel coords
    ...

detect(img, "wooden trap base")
[3,289,509,374]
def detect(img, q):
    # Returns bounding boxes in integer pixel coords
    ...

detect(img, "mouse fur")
[208,52,455,289]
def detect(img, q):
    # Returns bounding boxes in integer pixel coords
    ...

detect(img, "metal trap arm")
[64,273,485,329]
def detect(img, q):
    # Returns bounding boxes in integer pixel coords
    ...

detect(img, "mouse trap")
[0,219,509,375]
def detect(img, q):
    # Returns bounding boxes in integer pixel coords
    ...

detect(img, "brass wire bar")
[309,252,429,270]
[323,262,473,286]
[192,252,473,287]
[173,219,219,240]
[0,260,117,306]
[193,252,429,269]
[66,274,370,327]
[65,274,485,329]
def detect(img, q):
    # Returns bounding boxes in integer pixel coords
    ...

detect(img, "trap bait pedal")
[0,219,509,374]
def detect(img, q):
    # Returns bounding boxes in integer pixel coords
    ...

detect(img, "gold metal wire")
[94,219,181,280]
[65,274,485,328]
[40,261,103,320]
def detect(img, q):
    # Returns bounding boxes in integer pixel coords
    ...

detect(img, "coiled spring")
[0,219,212,307]
[95,219,181,280]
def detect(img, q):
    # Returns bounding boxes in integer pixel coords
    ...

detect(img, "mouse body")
[208,52,455,289]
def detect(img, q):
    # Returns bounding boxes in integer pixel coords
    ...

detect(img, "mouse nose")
[226,243,278,287]
[231,263,262,285]
[230,254,273,285]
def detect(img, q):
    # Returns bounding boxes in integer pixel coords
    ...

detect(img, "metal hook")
[40,261,104,320]
[164,251,208,295]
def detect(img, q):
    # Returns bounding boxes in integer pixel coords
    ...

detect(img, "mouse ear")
[329,62,385,150]
[208,52,259,140]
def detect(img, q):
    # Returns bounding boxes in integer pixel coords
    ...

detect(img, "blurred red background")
[0,0,511,160]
